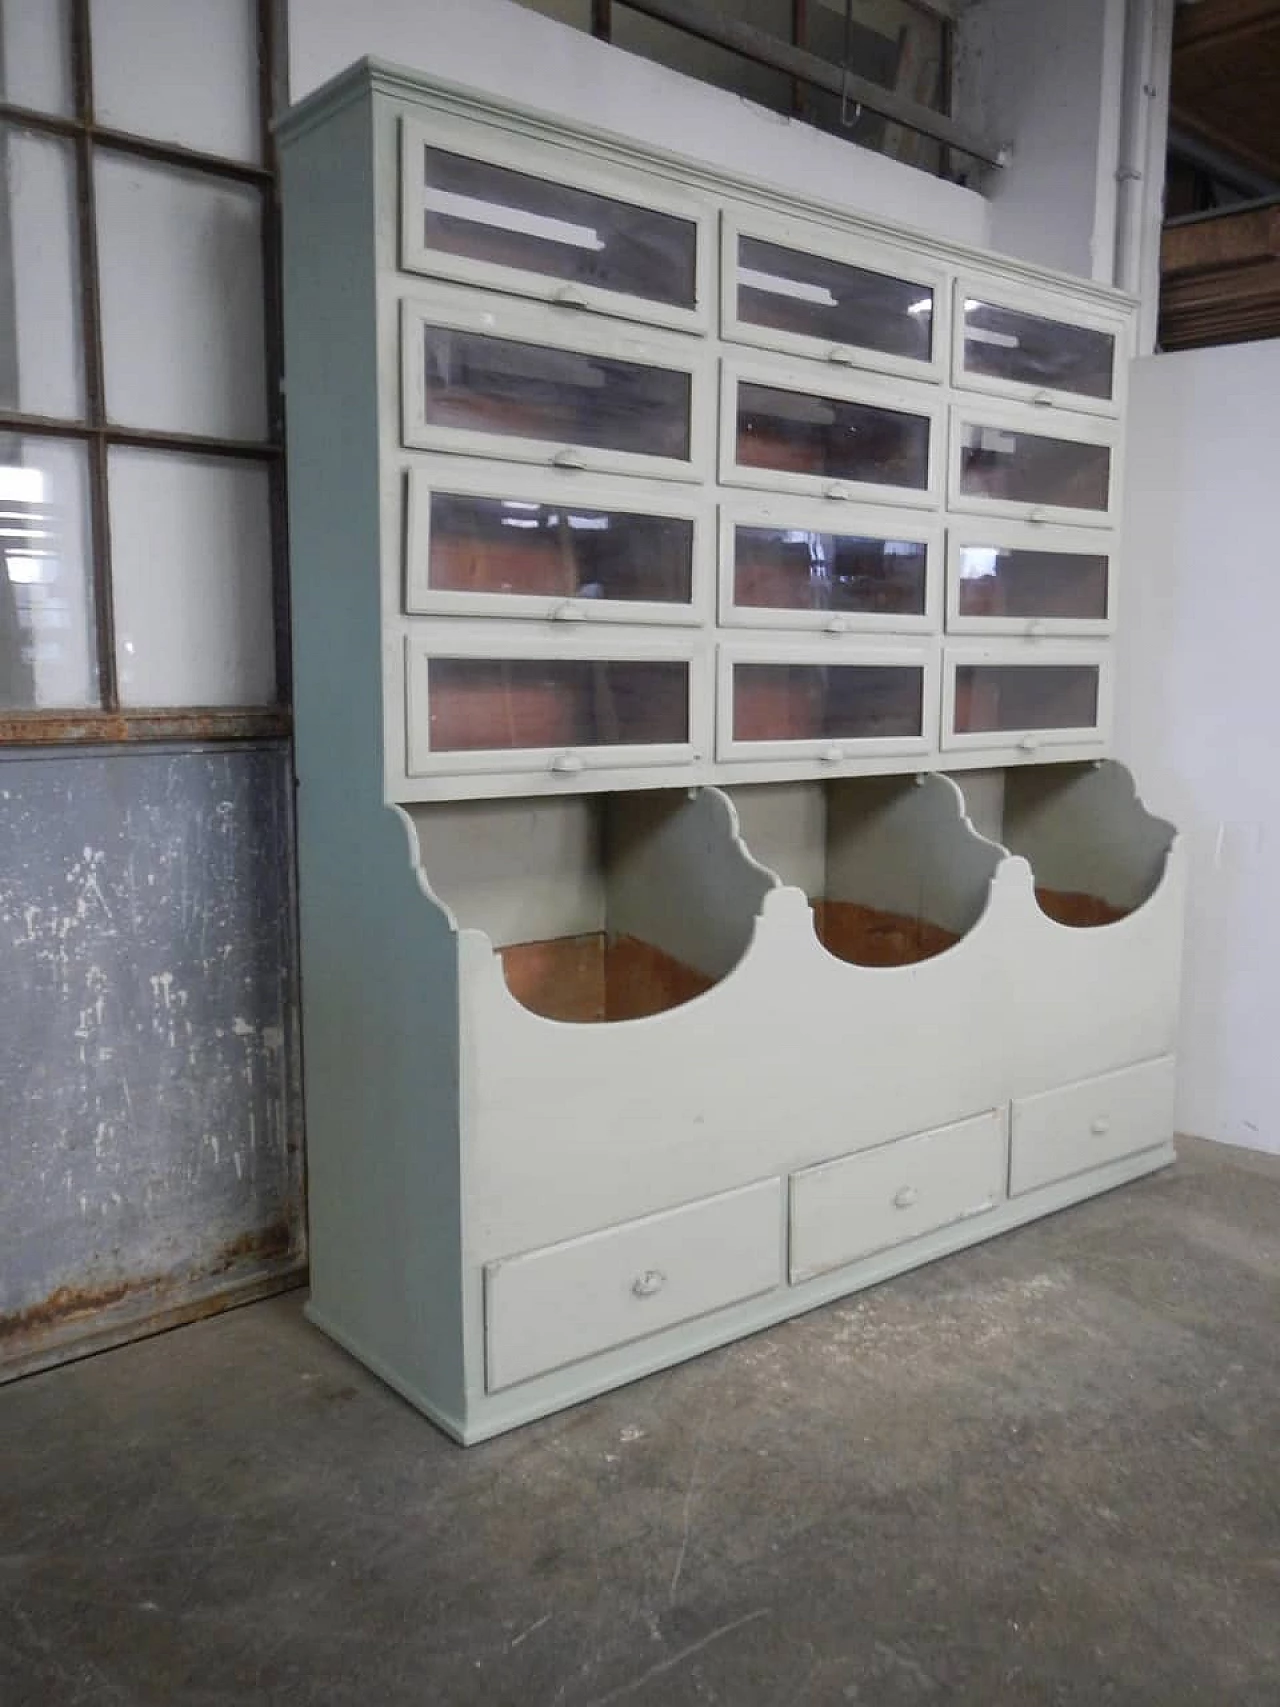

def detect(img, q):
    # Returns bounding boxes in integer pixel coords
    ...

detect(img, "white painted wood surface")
[790,1108,1008,1283]
[484,1178,783,1392]
[1010,1055,1177,1195]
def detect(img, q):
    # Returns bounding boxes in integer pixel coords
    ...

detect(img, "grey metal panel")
[0,742,304,1367]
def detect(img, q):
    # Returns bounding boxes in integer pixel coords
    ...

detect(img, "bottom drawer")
[1010,1055,1176,1196]
[484,1179,783,1392]
[789,1109,1007,1284]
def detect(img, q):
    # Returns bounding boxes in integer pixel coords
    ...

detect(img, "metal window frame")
[0,0,289,747]
[590,0,1001,169]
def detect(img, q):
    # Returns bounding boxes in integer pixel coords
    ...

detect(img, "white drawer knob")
[1031,388,1054,406]
[551,447,585,469]
[825,615,849,634]
[632,1269,666,1298]
[824,481,852,500]
[1027,506,1048,524]
[819,744,844,764]
[551,283,588,308]
[827,344,857,365]
[893,1185,919,1210]
[1018,734,1041,753]
[1090,1116,1111,1137]
[550,752,584,774]
[1026,619,1046,638]
[550,600,583,621]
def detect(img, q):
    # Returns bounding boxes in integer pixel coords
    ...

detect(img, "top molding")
[276,56,1139,317]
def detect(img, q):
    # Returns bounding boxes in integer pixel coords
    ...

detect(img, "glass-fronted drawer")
[948,402,1118,527]
[721,211,945,383]
[942,644,1111,753]
[721,356,941,507]
[719,496,939,633]
[953,276,1126,415]
[401,292,712,481]
[405,463,709,625]
[717,641,935,762]
[400,117,711,333]
[946,521,1113,636]
[404,631,706,778]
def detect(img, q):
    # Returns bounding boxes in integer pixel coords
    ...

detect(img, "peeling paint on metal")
[0,744,305,1363]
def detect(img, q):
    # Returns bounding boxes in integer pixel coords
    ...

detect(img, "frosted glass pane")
[109,449,275,707]
[0,126,84,419]
[95,153,266,439]
[0,434,96,710]
[89,0,260,163]
[0,0,72,116]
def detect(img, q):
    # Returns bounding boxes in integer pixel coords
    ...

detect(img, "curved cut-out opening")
[1001,761,1175,929]
[727,774,1003,969]
[405,789,773,1022]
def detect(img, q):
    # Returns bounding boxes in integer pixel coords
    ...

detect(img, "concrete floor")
[2,1138,1277,1707]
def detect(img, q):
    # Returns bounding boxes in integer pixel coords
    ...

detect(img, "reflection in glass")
[735,525,926,617]
[957,543,1108,621]
[423,329,691,461]
[0,435,96,710]
[958,423,1110,512]
[737,235,932,363]
[0,124,83,419]
[733,662,923,742]
[428,657,689,752]
[737,381,930,488]
[426,493,694,605]
[953,664,1099,734]
[962,298,1114,400]
[421,147,697,310]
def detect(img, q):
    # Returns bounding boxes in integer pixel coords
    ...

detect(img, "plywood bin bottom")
[500,931,714,1023]
[813,899,959,967]
[1034,887,1129,929]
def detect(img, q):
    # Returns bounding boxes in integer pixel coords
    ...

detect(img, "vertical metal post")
[69,0,117,713]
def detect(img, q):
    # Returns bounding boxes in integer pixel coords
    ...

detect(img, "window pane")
[735,525,927,617]
[961,298,1115,401]
[737,234,933,363]
[959,423,1111,512]
[0,125,83,420]
[956,544,1109,621]
[426,491,694,605]
[733,661,923,741]
[0,435,96,711]
[613,3,792,114]
[802,0,944,171]
[89,0,260,164]
[419,146,697,310]
[737,380,930,489]
[109,448,275,708]
[423,328,691,461]
[953,665,1099,734]
[428,657,689,752]
[95,153,267,439]
[0,0,72,116]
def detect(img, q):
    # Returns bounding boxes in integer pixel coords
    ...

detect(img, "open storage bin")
[999,760,1175,929]
[728,771,1002,967]
[407,787,774,1022]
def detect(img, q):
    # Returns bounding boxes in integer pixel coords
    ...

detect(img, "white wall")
[952,0,1126,282]
[1117,342,1280,1153]
[286,0,989,246]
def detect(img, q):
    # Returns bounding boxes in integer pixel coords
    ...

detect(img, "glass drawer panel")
[425,491,694,607]
[737,381,930,490]
[427,656,689,752]
[953,664,1099,734]
[955,543,1108,622]
[733,661,923,743]
[419,146,697,312]
[736,234,933,364]
[734,524,927,619]
[422,327,691,461]
[960,297,1115,402]
[958,422,1110,513]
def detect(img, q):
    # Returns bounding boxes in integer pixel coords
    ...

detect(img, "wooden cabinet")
[280,61,1180,1445]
